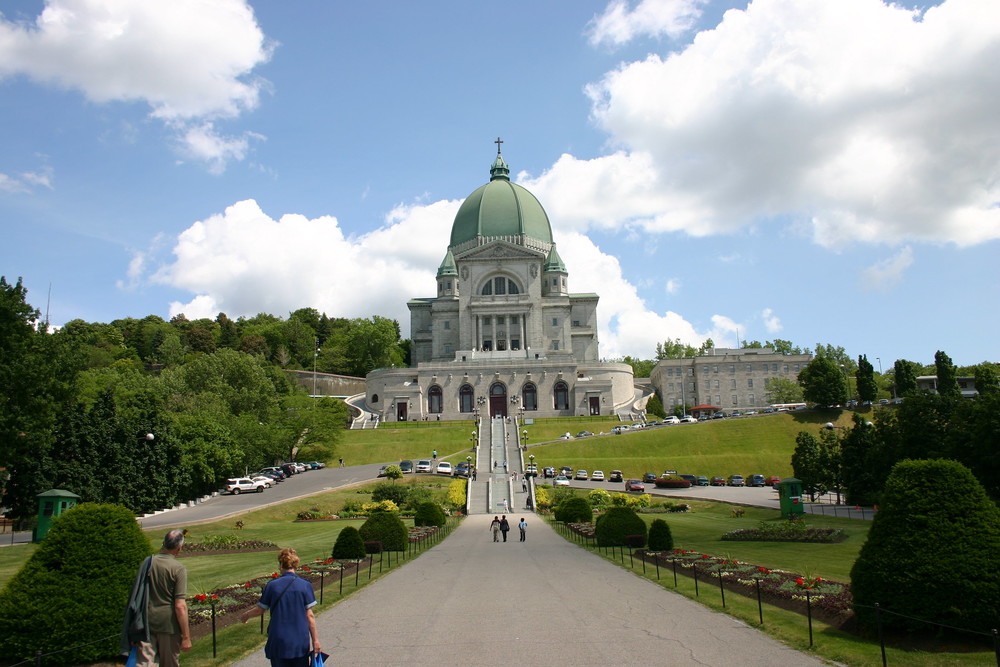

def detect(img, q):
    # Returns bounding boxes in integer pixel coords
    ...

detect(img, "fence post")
[339,565,344,595]
[755,578,763,625]
[355,560,360,586]
[717,571,726,607]
[319,571,325,603]
[806,589,814,647]
[368,554,374,579]
[211,599,217,658]
[693,566,699,596]
[876,603,887,667]
[672,557,677,587]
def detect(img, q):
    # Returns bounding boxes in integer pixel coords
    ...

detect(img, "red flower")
[795,577,805,586]
[244,582,252,589]
[302,566,311,571]
[815,577,823,583]
[211,594,218,600]
[271,572,279,578]
[194,594,207,602]
[701,554,710,559]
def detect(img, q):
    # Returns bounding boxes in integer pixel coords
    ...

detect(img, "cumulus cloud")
[575,0,1000,249]
[587,0,706,47]
[0,0,272,170]
[147,196,725,359]
[861,246,914,291]
[665,278,680,294]
[0,167,53,192]
[761,308,782,334]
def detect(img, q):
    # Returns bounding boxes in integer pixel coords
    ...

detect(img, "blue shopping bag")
[125,647,137,667]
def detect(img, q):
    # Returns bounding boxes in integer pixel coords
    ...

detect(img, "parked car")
[677,474,698,485]
[560,466,574,478]
[415,459,432,473]
[747,474,766,487]
[763,407,775,414]
[625,479,646,492]
[399,460,414,474]
[745,409,757,416]
[643,472,658,483]
[713,411,726,419]
[225,478,265,494]
[553,475,570,486]
[251,475,274,488]
[662,416,680,425]
[280,463,297,476]
[710,476,726,486]
[377,465,390,477]
[608,470,624,483]
[575,470,589,481]
[543,466,555,478]
[260,467,286,480]
[728,474,745,487]
[454,462,470,477]
[575,431,593,438]
[293,462,308,473]
[436,461,453,475]
[730,410,742,417]
[680,415,698,423]
[695,476,709,486]
[306,461,325,469]
[765,476,782,486]
[631,423,644,429]
[525,463,538,477]
[591,470,605,481]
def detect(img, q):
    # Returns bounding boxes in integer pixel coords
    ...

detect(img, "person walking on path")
[499,516,510,542]
[518,518,527,542]
[240,548,321,667]
[124,529,192,667]
[521,478,527,493]
[338,458,344,468]
[490,516,501,542]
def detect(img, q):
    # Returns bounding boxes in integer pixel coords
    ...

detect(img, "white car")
[251,475,274,488]
[553,475,570,486]
[591,470,605,481]
[436,461,453,475]
[293,462,308,473]
[662,416,680,425]
[415,459,433,473]
[225,478,266,494]
[680,415,698,423]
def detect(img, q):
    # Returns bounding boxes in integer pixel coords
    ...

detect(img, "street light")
[466,455,473,479]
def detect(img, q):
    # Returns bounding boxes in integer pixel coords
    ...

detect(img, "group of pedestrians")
[489,516,527,542]
[123,530,322,667]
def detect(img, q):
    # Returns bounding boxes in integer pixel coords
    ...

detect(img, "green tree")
[934,350,959,397]
[274,394,347,463]
[813,343,855,371]
[344,316,405,376]
[797,357,847,406]
[856,354,878,403]
[766,339,803,355]
[647,518,674,551]
[644,392,666,418]
[359,511,408,551]
[764,377,804,405]
[838,415,879,505]
[893,358,918,397]
[973,362,1000,397]
[382,464,403,483]
[594,506,647,547]
[0,503,151,664]
[621,356,656,378]
[331,526,367,559]
[655,338,698,359]
[850,460,1000,634]
[791,432,825,500]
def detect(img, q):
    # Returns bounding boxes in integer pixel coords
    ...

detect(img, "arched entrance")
[489,382,507,417]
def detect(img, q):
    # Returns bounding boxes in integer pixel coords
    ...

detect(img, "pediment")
[458,241,544,262]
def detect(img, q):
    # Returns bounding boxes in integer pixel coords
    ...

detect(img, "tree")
[655,338,698,359]
[791,432,825,500]
[764,377,804,405]
[813,343,855,371]
[797,357,847,406]
[973,362,1000,397]
[344,316,405,376]
[644,392,666,418]
[850,460,1000,634]
[767,339,803,355]
[893,358,918,397]
[274,394,348,463]
[839,415,879,505]
[647,518,674,551]
[331,526,367,559]
[934,350,960,397]
[856,354,878,403]
[621,356,656,378]
[697,338,715,354]
[0,503,151,664]
[594,506,647,547]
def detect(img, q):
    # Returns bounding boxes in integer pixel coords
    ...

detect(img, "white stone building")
[365,147,634,421]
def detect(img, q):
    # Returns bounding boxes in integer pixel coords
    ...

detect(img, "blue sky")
[1,0,997,367]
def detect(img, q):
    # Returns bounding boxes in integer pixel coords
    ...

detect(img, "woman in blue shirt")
[241,548,321,666]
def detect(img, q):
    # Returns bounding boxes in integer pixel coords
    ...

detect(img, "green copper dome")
[449,150,554,248]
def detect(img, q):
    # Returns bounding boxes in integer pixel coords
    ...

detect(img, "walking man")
[519,517,527,542]
[338,457,344,468]
[499,515,510,542]
[521,478,528,493]
[123,529,192,667]
[490,516,501,542]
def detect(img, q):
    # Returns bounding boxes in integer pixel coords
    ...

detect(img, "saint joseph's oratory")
[363,146,637,422]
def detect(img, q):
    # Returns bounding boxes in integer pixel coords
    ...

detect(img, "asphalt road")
[231,513,827,667]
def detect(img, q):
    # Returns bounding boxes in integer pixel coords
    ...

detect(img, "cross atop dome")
[494,136,503,155]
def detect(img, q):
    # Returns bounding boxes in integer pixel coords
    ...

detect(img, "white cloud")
[665,278,680,294]
[0,0,272,171]
[761,308,782,334]
[148,197,727,359]
[0,167,53,192]
[0,173,29,193]
[861,246,914,291]
[575,0,1000,249]
[587,0,706,47]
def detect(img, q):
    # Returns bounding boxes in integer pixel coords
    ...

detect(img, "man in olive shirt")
[137,529,192,667]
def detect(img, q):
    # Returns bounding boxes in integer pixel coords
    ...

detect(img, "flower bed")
[180,536,278,555]
[721,520,847,543]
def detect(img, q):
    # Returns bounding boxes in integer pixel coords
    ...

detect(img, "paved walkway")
[232,514,825,667]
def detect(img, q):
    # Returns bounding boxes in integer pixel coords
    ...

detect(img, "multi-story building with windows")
[365,146,634,421]
[650,348,812,412]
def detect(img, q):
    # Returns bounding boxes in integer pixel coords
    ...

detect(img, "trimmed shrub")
[331,526,367,559]
[850,459,1000,634]
[371,483,408,506]
[647,518,674,551]
[588,488,612,507]
[0,503,151,665]
[554,497,592,523]
[403,486,433,511]
[413,501,447,527]
[445,479,466,509]
[654,475,691,489]
[359,511,408,551]
[364,540,382,554]
[595,506,647,547]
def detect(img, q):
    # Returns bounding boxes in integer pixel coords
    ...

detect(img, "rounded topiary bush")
[371,483,408,506]
[359,510,408,551]
[647,518,674,551]
[331,526,367,559]
[654,475,691,489]
[0,503,151,665]
[554,496,592,523]
[413,501,446,527]
[595,506,647,547]
[850,459,1000,634]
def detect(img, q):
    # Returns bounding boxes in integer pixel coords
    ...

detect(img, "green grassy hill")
[339,409,860,481]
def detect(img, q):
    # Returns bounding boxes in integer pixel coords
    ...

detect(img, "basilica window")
[553,381,569,410]
[481,276,520,295]
[522,383,538,410]
[459,385,474,413]
[428,385,443,414]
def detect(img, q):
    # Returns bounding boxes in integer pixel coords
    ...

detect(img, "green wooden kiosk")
[33,489,81,542]
[775,477,805,519]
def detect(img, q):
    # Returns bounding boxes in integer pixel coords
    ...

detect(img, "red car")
[765,476,782,486]
[625,479,646,492]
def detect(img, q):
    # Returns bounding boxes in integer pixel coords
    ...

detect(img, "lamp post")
[470,430,477,450]
[529,453,535,478]
[466,454,473,479]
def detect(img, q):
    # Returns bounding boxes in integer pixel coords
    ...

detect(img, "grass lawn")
[524,411,857,481]
[338,422,479,465]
